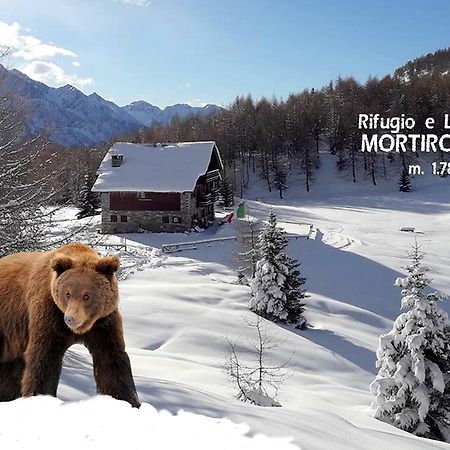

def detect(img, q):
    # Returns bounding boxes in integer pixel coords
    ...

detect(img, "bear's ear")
[95,256,120,277]
[52,255,73,276]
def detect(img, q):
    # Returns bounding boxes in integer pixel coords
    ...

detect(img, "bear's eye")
[65,291,70,299]
[83,294,90,301]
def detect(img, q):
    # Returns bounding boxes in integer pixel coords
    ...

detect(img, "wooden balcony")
[205,169,221,183]
[197,192,213,207]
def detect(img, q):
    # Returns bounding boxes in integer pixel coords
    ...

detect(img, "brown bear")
[0,242,140,408]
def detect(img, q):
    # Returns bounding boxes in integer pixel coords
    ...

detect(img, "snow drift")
[0,396,299,450]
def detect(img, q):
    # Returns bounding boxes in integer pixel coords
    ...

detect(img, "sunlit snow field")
[2,153,450,450]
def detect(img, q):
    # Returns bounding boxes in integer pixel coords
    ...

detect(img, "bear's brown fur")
[0,243,140,407]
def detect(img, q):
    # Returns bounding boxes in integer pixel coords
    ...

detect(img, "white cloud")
[22,61,93,88]
[117,0,152,6]
[0,20,93,90]
[181,82,192,89]
[0,21,76,61]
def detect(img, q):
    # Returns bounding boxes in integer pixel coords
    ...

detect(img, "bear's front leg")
[21,301,71,397]
[83,310,140,408]
[0,358,25,401]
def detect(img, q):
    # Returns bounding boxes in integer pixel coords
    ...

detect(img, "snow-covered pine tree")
[398,168,412,192]
[77,174,100,219]
[370,243,450,441]
[249,210,307,326]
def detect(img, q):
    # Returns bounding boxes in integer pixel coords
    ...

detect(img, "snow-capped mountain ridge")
[123,100,222,126]
[0,64,222,147]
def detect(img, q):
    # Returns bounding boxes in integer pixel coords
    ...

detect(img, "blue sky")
[0,0,449,107]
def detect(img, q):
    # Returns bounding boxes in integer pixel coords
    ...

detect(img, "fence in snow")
[162,224,313,254]
[162,236,237,253]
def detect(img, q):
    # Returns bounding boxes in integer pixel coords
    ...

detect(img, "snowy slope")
[0,397,299,450]
[3,157,450,449]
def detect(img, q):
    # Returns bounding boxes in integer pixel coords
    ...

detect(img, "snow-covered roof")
[92,141,222,193]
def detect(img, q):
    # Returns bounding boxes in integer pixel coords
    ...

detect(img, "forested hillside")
[141,48,450,196]
[395,47,450,80]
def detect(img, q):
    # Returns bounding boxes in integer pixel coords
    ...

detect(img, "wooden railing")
[161,225,313,254]
[162,236,237,253]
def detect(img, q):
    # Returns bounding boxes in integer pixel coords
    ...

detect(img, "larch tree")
[0,91,59,256]
[224,316,291,407]
[236,217,262,285]
[398,168,412,192]
[273,165,288,199]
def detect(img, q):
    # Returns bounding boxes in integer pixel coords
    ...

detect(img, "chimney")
[112,154,123,167]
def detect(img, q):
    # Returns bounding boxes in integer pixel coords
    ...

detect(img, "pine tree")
[249,210,307,325]
[283,256,307,328]
[220,178,234,207]
[370,243,450,441]
[398,168,412,192]
[77,174,100,219]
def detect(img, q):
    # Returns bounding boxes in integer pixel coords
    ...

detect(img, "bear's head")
[50,255,120,334]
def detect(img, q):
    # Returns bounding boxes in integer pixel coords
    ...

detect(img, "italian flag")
[225,202,245,223]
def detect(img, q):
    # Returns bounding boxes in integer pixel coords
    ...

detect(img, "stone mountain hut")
[92,141,224,233]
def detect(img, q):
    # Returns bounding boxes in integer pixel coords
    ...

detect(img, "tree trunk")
[351,151,356,183]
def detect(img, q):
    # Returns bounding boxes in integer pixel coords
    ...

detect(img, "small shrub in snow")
[370,243,450,441]
[224,316,291,407]
[249,210,307,327]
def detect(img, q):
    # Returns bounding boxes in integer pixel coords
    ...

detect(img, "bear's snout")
[64,315,75,326]
[63,300,90,333]
[63,312,85,332]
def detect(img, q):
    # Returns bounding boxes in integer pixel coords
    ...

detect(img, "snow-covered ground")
[2,153,450,449]
[0,396,298,450]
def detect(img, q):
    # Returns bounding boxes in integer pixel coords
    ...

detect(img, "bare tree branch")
[223,316,292,407]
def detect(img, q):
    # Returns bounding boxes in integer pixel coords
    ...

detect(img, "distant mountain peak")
[123,100,223,126]
[89,92,104,99]
[0,65,222,147]
[58,84,81,92]
[127,100,158,107]
[0,66,141,147]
